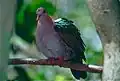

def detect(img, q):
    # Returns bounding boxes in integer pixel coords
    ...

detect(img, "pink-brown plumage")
[35,7,87,79]
[36,8,74,60]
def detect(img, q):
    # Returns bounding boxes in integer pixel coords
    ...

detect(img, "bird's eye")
[37,9,40,12]
[43,9,46,13]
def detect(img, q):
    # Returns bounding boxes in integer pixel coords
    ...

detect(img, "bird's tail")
[70,69,87,79]
[70,53,87,80]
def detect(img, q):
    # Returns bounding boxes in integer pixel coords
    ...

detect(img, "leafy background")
[8,0,103,81]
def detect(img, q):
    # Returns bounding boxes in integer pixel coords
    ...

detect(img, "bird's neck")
[38,14,54,26]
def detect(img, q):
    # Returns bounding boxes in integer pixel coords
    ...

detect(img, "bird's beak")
[36,15,40,21]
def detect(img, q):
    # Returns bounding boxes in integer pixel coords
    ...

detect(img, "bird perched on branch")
[35,7,87,79]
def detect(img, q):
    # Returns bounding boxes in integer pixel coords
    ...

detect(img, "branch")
[9,58,103,73]
[11,35,45,59]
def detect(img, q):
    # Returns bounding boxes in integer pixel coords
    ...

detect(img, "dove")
[36,7,87,79]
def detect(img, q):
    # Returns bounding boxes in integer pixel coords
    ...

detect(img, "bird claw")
[56,56,64,66]
[47,56,64,66]
[47,57,56,65]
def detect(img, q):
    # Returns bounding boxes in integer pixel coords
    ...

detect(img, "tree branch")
[11,35,46,59]
[9,58,103,73]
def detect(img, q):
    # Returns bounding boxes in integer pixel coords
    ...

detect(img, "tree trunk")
[0,0,16,81]
[87,0,120,81]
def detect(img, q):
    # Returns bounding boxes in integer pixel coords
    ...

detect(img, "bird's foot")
[47,57,56,65]
[56,56,64,66]
[47,56,64,66]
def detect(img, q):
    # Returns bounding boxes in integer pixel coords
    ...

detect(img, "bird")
[35,7,87,80]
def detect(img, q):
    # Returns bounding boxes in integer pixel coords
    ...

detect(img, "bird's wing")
[54,18,86,61]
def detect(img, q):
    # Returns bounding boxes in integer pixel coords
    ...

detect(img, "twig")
[11,35,45,59]
[9,58,103,73]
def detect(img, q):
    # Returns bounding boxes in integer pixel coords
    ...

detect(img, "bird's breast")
[36,25,68,58]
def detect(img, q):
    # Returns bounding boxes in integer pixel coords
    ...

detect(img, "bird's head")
[36,7,47,21]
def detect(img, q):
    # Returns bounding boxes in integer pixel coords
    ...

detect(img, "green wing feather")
[54,18,86,61]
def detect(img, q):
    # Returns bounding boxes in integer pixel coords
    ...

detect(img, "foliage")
[16,0,56,43]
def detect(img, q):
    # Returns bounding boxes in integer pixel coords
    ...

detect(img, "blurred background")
[8,0,103,81]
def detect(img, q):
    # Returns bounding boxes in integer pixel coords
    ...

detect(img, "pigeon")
[35,7,87,79]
